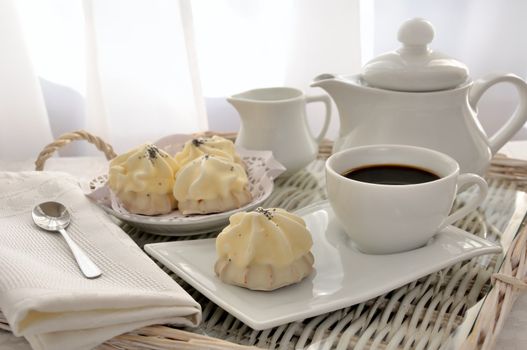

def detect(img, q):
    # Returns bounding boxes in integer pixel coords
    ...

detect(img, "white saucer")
[87,134,285,235]
[96,192,267,235]
[145,201,501,330]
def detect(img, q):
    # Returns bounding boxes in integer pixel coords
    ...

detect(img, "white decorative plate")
[87,134,285,235]
[145,201,501,330]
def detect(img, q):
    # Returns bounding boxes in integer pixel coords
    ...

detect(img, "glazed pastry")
[215,207,314,291]
[108,144,178,215]
[174,135,243,168]
[173,154,252,215]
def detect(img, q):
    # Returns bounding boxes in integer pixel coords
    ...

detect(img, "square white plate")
[145,201,501,330]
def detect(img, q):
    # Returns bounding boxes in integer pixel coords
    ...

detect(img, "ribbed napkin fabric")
[0,172,201,350]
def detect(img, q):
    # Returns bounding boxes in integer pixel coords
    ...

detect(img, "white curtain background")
[192,0,362,135]
[13,0,208,156]
[0,0,53,160]
[0,0,526,160]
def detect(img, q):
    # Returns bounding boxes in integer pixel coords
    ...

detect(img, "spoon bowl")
[32,201,71,231]
[32,201,102,279]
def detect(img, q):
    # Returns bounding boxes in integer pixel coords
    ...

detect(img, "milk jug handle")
[469,73,527,154]
[305,94,332,144]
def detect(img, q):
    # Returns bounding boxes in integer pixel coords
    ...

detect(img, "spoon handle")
[59,228,102,279]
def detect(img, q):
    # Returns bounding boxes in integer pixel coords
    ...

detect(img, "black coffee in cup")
[342,164,440,185]
[327,145,488,254]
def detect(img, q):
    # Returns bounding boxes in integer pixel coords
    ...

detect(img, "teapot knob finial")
[362,17,468,91]
[397,18,434,49]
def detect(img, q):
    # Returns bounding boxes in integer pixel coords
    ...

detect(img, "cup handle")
[305,94,332,144]
[469,73,527,154]
[439,173,488,230]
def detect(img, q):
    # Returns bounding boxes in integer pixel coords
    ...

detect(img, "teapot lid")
[361,18,469,92]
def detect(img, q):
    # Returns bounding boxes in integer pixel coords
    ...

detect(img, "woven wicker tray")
[11,130,527,349]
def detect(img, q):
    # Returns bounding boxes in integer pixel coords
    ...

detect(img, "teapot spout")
[310,73,352,92]
[312,73,337,83]
[311,73,365,101]
[311,73,365,147]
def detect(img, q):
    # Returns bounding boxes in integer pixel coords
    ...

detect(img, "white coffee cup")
[325,145,488,254]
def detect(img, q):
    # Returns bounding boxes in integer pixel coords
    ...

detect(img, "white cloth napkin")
[0,171,201,350]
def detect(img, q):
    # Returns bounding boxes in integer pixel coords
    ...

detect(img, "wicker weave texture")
[115,161,523,350]
[27,130,527,349]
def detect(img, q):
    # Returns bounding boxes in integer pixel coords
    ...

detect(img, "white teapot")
[311,18,527,175]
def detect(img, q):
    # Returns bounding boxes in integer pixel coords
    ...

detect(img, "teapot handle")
[469,73,527,154]
[305,94,332,144]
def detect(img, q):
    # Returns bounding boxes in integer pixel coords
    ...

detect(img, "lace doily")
[87,134,285,234]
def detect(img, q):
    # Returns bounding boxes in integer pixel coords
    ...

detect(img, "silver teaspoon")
[32,201,102,279]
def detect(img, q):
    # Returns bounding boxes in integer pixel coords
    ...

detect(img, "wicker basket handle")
[34,130,332,171]
[492,273,527,290]
[35,130,117,171]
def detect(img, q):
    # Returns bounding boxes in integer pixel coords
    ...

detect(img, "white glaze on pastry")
[174,135,242,168]
[108,144,178,215]
[173,155,251,215]
[215,208,314,291]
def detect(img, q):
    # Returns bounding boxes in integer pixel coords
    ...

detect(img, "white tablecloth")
[2,142,527,349]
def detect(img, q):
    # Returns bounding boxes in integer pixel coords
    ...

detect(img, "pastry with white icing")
[174,135,242,168]
[108,144,178,215]
[173,154,252,215]
[214,207,314,291]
